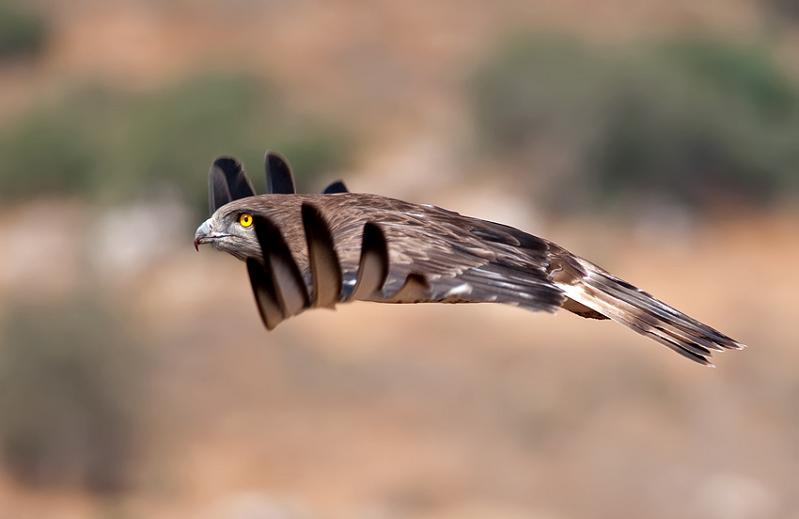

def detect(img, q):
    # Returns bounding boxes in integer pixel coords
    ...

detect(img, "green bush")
[651,35,797,117]
[471,34,607,153]
[0,298,147,493]
[470,33,799,213]
[0,110,96,198]
[0,74,352,214]
[0,2,48,60]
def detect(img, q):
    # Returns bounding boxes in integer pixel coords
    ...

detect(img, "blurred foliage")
[0,74,351,213]
[471,33,799,213]
[0,1,49,60]
[0,298,147,493]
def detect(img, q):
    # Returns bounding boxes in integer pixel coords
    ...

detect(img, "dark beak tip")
[194,239,200,252]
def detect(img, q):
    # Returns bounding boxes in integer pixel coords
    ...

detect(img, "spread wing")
[233,194,743,365]
[237,195,562,332]
[206,154,745,366]
[321,198,565,310]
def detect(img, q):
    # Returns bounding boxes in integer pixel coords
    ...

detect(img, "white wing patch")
[445,283,473,297]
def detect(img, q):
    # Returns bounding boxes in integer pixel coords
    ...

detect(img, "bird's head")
[194,201,262,261]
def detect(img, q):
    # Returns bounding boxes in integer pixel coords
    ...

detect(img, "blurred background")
[0,1,797,518]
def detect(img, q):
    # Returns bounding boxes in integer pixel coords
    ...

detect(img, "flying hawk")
[194,152,745,366]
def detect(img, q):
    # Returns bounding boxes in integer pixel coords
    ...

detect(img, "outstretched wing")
[241,194,563,303]
[236,193,744,365]
[236,194,564,335]
[241,194,564,329]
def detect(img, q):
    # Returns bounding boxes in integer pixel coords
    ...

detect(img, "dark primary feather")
[247,257,283,330]
[322,180,350,194]
[209,152,349,212]
[208,157,255,214]
[301,203,342,308]
[264,151,297,194]
[220,193,744,365]
[251,214,309,320]
[349,222,390,301]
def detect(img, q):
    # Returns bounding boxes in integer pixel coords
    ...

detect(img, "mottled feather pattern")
[223,194,564,308]
[200,154,746,366]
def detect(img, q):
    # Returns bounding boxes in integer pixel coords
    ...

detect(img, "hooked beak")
[194,218,213,251]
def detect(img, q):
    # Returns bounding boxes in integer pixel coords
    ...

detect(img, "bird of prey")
[195,152,745,366]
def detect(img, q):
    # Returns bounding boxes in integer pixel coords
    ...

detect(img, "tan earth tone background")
[0,1,797,518]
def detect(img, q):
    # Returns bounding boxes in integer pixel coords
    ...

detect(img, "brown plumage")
[195,153,745,366]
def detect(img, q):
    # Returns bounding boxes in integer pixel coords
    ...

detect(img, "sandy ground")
[0,204,796,519]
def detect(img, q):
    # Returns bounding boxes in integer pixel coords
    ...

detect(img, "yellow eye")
[238,213,253,227]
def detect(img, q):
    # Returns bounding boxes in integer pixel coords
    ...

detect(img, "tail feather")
[555,257,745,366]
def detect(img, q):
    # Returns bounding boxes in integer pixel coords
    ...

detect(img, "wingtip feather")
[556,256,747,366]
